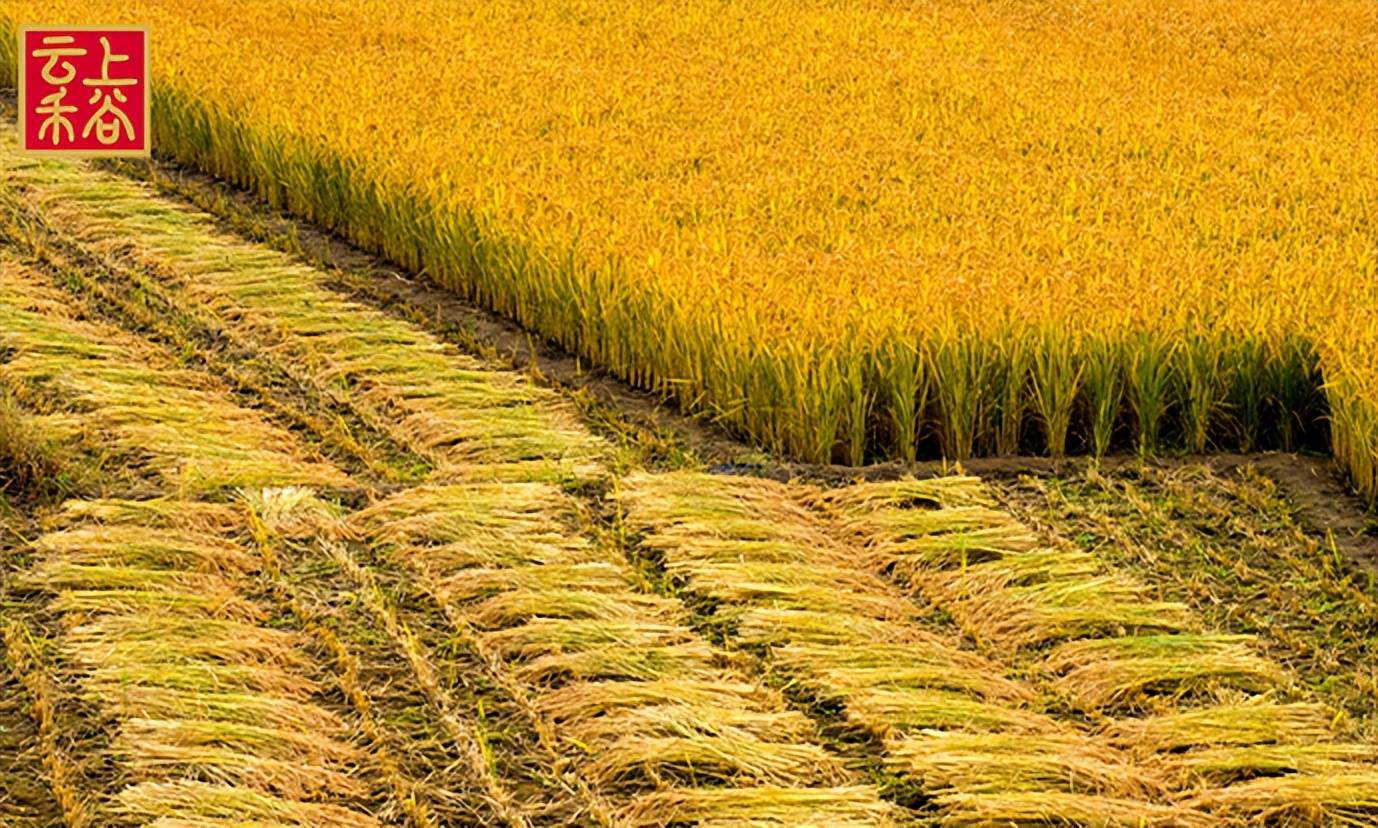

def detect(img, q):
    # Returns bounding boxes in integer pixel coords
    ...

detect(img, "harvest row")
[619,471,1378,824]
[0,236,893,822]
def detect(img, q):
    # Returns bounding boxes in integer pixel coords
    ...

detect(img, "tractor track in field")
[3,120,1378,827]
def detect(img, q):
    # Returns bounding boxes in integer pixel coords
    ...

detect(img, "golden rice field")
[0,90,1377,825]
[3,2,1378,825]
[3,0,1377,501]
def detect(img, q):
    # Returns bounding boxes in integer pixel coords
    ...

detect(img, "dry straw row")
[616,471,1185,826]
[0,141,604,483]
[824,475,1378,825]
[0,258,345,493]
[19,498,380,826]
[819,478,1275,706]
[347,480,898,826]
[241,485,535,827]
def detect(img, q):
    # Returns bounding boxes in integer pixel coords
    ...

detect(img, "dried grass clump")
[825,480,1041,569]
[618,786,899,827]
[664,560,920,621]
[886,731,1159,798]
[773,643,1031,704]
[0,388,66,496]
[31,525,258,574]
[586,733,848,786]
[818,477,995,512]
[926,551,1194,650]
[1185,773,1378,825]
[1102,701,1337,755]
[537,679,777,722]
[1159,742,1378,786]
[114,718,365,800]
[1042,635,1285,710]
[115,780,379,827]
[1100,699,1378,813]
[843,688,1056,735]
[44,498,243,534]
[932,790,1198,827]
[354,482,589,553]
[97,686,341,732]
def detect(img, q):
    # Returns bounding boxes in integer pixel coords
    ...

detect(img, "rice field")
[2,4,1378,826]
[2,0,1376,498]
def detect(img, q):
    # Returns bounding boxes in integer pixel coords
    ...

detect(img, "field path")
[2,130,1377,826]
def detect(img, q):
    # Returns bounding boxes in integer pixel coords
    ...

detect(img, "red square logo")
[19,26,150,157]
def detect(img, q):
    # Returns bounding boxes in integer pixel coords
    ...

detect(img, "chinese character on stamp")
[19,26,150,157]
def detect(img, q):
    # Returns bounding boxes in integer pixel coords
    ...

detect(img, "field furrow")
[0,635,60,827]
[325,497,626,828]
[0,502,62,828]
[2,617,97,827]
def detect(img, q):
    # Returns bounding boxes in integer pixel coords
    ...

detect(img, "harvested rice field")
[2,4,1378,826]
[0,121,1376,826]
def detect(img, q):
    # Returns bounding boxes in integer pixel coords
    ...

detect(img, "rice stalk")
[617,785,897,826]
[933,790,1199,827]
[1101,701,1337,754]
[1185,772,1378,824]
[1157,742,1378,785]
[1043,635,1285,709]
[886,731,1160,798]
[115,780,380,827]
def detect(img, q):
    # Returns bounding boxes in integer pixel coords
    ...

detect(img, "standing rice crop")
[2,1,1376,494]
